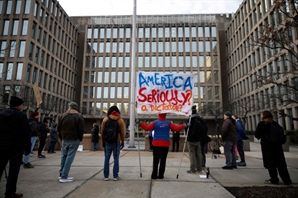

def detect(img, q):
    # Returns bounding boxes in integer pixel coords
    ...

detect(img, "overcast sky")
[58,0,243,16]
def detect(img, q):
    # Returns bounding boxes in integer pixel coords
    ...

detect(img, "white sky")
[58,0,243,16]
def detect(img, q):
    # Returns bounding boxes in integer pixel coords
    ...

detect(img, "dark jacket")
[91,125,100,143]
[186,114,206,142]
[235,119,247,141]
[101,111,125,144]
[39,121,50,138]
[50,124,58,142]
[255,120,286,169]
[28,117,40,137]
[221,118,236,142]
[0,108,31,152]
[57,109,85,141]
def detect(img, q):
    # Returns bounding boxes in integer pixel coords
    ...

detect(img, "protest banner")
[136,72,195,116]
[33,83,42,105]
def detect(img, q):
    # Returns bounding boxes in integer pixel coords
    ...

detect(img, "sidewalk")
[1,142,297,198]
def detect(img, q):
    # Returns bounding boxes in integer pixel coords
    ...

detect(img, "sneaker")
[59,177,74,183]
[113,177,120,181]
[264,179,279,185]
[104,178,109,181]
[222,166,233,170]
[58,176,74,180]
[23,163,34,169]
[186,170,196,174]
[236,162,246,166]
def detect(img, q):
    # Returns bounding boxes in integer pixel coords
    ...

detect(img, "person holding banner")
[136,113,188,179]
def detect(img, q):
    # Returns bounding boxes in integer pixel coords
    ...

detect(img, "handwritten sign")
[136,72,195,116]
[33,83,42,105]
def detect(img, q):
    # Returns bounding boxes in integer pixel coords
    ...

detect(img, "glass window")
[205,41,210,52]
[87,28,92,38]
[125,42,130,52]
[191,27,196,37]
[145,42,150,53]
[106,28,111,38]
[205,27,210,37]
[185,56,190,67]
[192,56,197,67]
[112,42,117,53]
[6,0,12,14]
[158,28,163,38]
[185,41,190,52]
[105,57,110,67]
[100,29,105,38]
[145,57,150,67]
[106,42,110,53]
[119,28,124,38]
[198,27,203,37]
[152,42,156,53]
[22,20,28,35]
[113,28,117,38]
[172,41,176,52]
[178,42,183,52]
[9,41,16,57]
[152,28,156,38]
[172,27,176,37]
[0,1,3,14]
[124,72,129,83]
[15,0,22,14]
[165,57,170,67]
[0,41,6,57]
[185,27,190,37]
[19,41,26,57]
[125,57,130,68]
[165,42,170,52]
[16,63,23,80]
[192,41,197,52]
[98,57,103,68]
[117,87,122,98]
[179,57,183,67]
[200,87,206,99]
[158,57,163,67]
[152,57,156,67]
[24,0,31,14]
[97,72,102,83]
[158,41,163,52]
[138,28,143,38]
[117,71,122,83]
[145,28,150,38]
[111,57,116,68]
[110,87,115,98]
[138,57,143,67]
[125,28,130,38]
[3,20,10,35]
[124,87,129,99]
[118,42,123,53]
[199,41,204,52]
[111,72,116,83]
[211,26,217,37]
[6,63,13,80]
[0,63,3,79]
[178,27,183,37]
[172,57,176,67]
[118,57,123,67]
[200,71,205,83]
[165,27,170,37]
[94,28,98,39]
[12,20,19,35]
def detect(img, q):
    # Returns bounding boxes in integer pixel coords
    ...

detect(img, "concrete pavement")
[1,142,297,198]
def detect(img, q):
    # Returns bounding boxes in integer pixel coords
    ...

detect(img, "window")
[12,20,19,35]
[19,41,26,57]
[6,63,13,80]
[3,20,10,35]
[6,0,12,14]
[24,0,31,14]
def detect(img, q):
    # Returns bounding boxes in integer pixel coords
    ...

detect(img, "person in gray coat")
[221,111,237,170]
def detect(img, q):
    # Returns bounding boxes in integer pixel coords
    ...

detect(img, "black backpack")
[188,116,208,142]
[266,122,286,144]
[103,117,120,143]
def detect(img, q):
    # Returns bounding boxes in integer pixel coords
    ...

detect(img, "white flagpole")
[128,0,137,148]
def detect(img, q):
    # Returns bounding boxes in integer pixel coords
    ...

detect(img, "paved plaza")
[1,142,297,198]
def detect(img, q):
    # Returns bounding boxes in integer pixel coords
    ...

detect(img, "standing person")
[48,123,58,154]
[91,123,100,151]
[221,111,237,170]
[148,130,153,152]
[57,102,85,183]
[200,133,211,168]
[37,117,50,158]
[101,106,125,181]
[23,111,40,168]
[171,130,180,152]
[0,96,31,198]
[136,113,187,179]
[186,105,207,174]
[255,111,292,185]
[232,115,248,166]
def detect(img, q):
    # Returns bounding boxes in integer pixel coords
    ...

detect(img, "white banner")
[136,72,195,116]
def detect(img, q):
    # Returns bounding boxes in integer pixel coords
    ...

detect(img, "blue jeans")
[60,139,80,178]
[93,143,98,150]
[23,136,38,164]
[48,141,57,153]
[104,142,120,178]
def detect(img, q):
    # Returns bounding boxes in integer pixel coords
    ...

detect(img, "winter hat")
[224,111,232,118]
[30,112,39,117]
[191,105,197,115]
[68,102,78,110]
[9,96,24,107]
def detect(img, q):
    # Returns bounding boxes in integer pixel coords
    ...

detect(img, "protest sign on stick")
[136,72,195,116]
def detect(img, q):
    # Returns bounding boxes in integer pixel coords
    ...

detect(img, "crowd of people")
[0,96,293,198]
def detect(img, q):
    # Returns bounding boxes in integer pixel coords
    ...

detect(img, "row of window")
[87,41,217,54]
[87,26,217,39]
[85,55,218,68]
[83,70,219,85]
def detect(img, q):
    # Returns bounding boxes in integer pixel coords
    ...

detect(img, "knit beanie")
[9,96,24,107]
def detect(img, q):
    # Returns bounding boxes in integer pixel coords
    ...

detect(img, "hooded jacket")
[0,108,31,151]
[57,109,85,141]
[140,113,185,147]
[101,110,125,144]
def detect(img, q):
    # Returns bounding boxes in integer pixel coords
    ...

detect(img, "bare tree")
[248,0,298,121]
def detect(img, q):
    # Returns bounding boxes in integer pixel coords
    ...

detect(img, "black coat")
[255,121,286,169]
[91,126,100,143]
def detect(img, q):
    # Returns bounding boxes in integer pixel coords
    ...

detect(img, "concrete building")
[226,0,298,131]
[71,14,232,133]
[0,0,80,119]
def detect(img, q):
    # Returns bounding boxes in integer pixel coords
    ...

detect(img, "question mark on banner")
[186,90,192,105]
